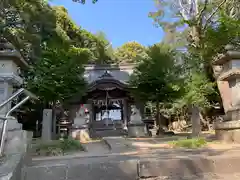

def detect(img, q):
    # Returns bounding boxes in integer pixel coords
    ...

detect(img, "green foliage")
[21,5,115,104]
[52,6,110,63]
[203,14,240,61]
[95,31,116,63]
[182,72,216,109]
[32,138,84,156]
[115,41,148,64]
[25,46,90,103]
[0,0,56,62]
[130,43,182,102]
[169,137,207,149]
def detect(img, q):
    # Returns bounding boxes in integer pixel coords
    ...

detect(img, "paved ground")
[140,173,240,180]
[81,140,111,154]
[26,135,240,180]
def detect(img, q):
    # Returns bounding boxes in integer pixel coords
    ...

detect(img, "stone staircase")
[91,128,126,138]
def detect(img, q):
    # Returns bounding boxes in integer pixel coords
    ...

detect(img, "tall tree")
[150,0,240,136]
[52,6,110,64]
[24,5,112,105]
[130,43,182,130]
[95,31,116,63]
[115,41,148,64]
[0,0,56,62]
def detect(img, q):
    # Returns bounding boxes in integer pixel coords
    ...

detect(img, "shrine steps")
[91,128,126,138]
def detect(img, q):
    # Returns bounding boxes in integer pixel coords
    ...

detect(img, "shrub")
[32,138,85,156]
[169,138,207,148]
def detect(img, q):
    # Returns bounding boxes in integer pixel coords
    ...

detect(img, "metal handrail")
[0,88,24,109]
[0,88,37,110]
[0,88,38,155]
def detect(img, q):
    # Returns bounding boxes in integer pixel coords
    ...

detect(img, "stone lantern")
[213,45,240,142]
[0,38,28,116]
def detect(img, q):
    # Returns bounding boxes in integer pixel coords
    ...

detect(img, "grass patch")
[31,138,85,156]
[169,138,207,149]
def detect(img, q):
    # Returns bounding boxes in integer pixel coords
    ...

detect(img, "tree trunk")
[156,100,160,127]
[191,105,201,137]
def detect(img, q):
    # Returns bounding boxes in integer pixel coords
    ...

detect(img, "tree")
[52,6,110,64]
[95,31,116,63]
[150,0,239,109]
[24,5,114,105]
[130,43,182,129]
[0,0,56,62]
[25,46,90,106]
[115,41,148,64]
[149,0,240,136]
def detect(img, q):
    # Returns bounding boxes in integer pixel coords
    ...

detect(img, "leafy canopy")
[130,43,182,102]
[115,41,148,64]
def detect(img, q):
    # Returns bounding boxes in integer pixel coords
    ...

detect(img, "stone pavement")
[140,173,240,180]
[23,137,240,180]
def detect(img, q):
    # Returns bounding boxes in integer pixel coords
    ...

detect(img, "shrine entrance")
[86,71,133,135]
[70,64,146,138]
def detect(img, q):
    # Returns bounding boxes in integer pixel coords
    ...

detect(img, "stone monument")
[128,104,146,137]
[71,104,90,143]
[213,44,240,142]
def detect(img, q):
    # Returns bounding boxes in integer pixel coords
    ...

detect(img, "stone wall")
[0,120,32,180]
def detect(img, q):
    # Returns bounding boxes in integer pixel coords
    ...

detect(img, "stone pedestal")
[71,124,90,143]
[128,104,146,137]
[215,119,240,143]
[128,124,146,137]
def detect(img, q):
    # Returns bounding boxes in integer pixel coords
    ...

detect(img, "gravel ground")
[139,173,240,180]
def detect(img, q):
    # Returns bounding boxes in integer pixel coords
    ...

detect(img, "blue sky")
[50,0,164,48]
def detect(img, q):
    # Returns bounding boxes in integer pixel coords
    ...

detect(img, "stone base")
[128,124,146,138]
[215,120,240,143]
[71,125,90,143]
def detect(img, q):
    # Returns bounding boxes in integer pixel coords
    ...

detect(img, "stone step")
[139,173,240,180]
[24,152,240,180]
[91,130,126,138]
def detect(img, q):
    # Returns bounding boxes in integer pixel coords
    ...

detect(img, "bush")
[32,138,85,156]
[169,138,207,149]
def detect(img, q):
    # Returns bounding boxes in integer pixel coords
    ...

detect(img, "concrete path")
[140,173,240,180]
[25,149,240,180]
[82,140,110,154]
[25,136,240,180]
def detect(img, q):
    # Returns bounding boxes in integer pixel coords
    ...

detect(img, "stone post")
[213,45,240,142]
[41,109,53,141]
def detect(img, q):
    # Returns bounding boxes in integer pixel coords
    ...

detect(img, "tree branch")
[178,0,190,20]
[197,0,208,22]
[203,0,227,30]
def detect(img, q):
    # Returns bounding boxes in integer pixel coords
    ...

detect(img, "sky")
[50,0,165,48]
